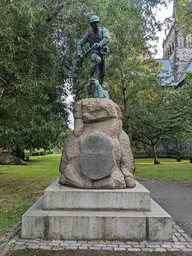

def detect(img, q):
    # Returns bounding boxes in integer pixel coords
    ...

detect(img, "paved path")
[1,223,191,255]
[138,179,192,238]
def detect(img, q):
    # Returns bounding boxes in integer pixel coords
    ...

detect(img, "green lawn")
[0,155,60,236]
[135,158,192,181]
[0,155,192,236]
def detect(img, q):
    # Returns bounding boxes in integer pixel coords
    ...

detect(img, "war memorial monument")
[21,15,172,242]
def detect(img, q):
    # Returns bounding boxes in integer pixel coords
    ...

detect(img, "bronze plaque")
[80,133,114,180]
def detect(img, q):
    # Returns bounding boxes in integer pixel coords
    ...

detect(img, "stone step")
[22,197,172,241]
[43,179,151,211]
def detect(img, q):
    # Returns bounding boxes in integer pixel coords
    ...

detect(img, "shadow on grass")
[28,159,45,163]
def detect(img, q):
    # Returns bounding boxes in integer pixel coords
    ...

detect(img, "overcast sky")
[155,1,173,58]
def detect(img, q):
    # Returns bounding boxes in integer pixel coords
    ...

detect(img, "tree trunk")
[12,146,25,160]
[152,144,160,164]
[122,86,127,112]
[176,152,181,162]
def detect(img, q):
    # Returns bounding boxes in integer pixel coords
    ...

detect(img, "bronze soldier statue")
[77,15,110,86]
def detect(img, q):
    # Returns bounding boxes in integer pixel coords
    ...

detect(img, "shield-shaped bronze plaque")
[80,133,114,180]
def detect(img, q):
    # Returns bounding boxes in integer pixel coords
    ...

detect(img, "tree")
[99,0,164,142]
[177,0,192,33]
[0,0,71,158]
[129,86,192,164]
[0,0,173,160]
[86,0,192,165]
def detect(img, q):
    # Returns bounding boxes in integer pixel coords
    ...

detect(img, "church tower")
[163,0,192,79]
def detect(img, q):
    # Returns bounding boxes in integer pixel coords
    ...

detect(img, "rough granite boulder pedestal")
[59,98,136,189]
[21,97,173,242]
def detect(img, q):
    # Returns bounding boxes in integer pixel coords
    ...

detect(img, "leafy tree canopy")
[177,0,192,33]
[0,0,179,162]
[0,0,70,158]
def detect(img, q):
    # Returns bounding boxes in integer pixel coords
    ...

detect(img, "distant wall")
[132,139,192,159]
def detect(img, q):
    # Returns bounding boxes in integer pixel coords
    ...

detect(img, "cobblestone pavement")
[1,223,192,255]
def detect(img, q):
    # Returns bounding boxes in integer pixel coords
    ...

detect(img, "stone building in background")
[162,0,192,81]
[133,0,192,159]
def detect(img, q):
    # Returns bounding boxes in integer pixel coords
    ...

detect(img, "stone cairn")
[60,98,136,189]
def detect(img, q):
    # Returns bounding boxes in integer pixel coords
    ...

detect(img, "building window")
[184,36,186,47]
[178,36,181,47]
[187,35,192,47]
[172,41,175,52]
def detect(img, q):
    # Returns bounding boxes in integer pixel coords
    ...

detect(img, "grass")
[135,158,192,181]
[0,155,60,236]
[0,155,192,236]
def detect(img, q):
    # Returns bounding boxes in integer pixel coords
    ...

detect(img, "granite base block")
[43,179,151,211]
[21,199,49,240]
[22,196,172,241]
[146,200,172,241]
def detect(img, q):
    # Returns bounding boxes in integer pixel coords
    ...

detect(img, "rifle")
[78,44,96,64]
[78,44,109,63]
[76,44,109,77]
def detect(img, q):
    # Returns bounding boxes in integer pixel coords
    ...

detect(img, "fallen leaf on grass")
[10,240,16,247]
[0,232,9,241]
[0,199,8,205]
[184,183,192,187]
[5,249,13,256]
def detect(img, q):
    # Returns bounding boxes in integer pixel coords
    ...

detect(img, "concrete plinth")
[146,200,172,241]
[21,180,172,241]
[43,179,151,211]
